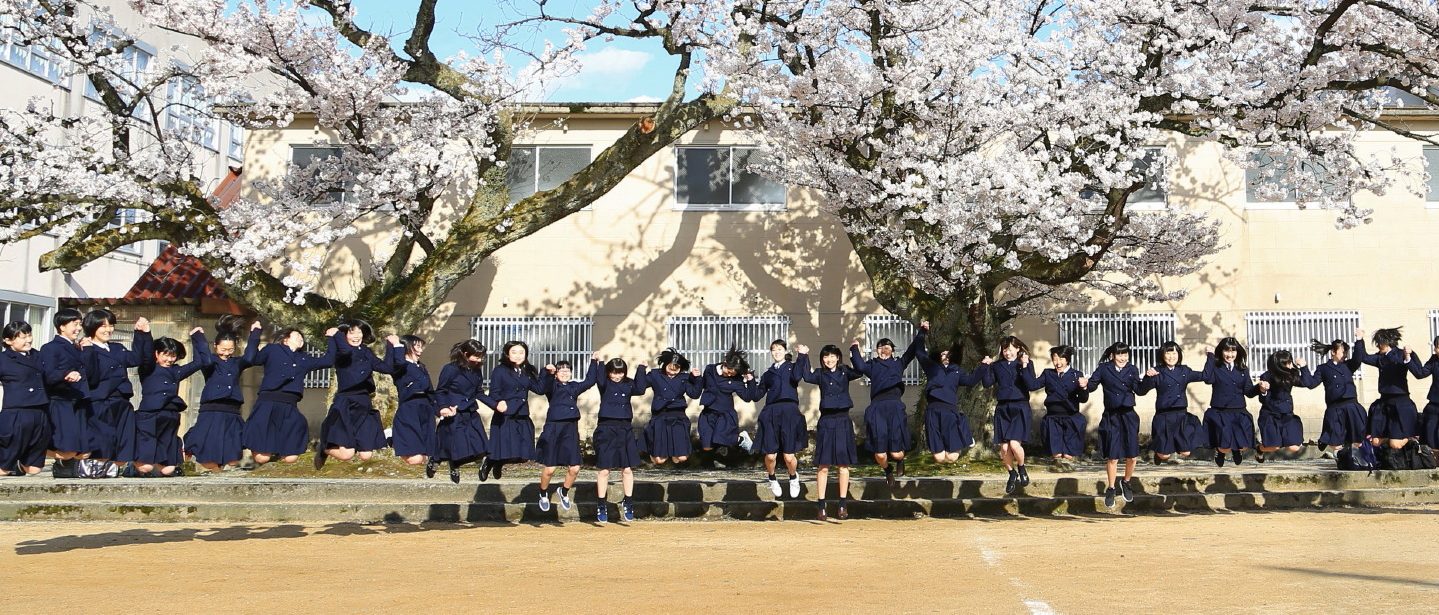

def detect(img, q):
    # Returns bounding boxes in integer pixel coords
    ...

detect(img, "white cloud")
[514,48,656,102]
[626,95,661,103]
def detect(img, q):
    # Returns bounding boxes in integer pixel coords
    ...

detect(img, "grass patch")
[246,450,427,479]
[847,454,1010,477]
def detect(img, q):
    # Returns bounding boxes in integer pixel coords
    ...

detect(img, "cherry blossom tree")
[0,0,739,333]
[711,0,1439,442]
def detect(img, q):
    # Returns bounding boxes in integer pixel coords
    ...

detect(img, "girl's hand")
[919,320,930,332]
[851,338,861,348]
[1019,355,1029,368]
[545,363,557,374]
[439,406,457,418]
[1258,381,1271,393]
[1078,377,1089,388]
[743,373,754,382]
[1354,328,1364,339]
[495,400,508,413]
[190,326,205,336]
[795,344,809,355]
[1145,367,1158,377]
[592,351,602,361]
[981,356,994,365]
[251,321,264,331]
[386,334,401,347]
[78,337,92,348]
[134,317,150,333]
[690,367,702,377]
[64,371,82,383]
[324,327,339,337]
[1294,357,1307,368]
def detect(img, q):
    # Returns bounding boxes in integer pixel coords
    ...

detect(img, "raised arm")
[241,324,263,367]
[134,328,156,379]
[1353,339,1379,367]
[1019,363,1043,392]
[849,344,871,375]
[302,331,340,372]
[899,332,922,369]
[174,329,208,380]
[796,353,819,384]
[1299,365,1321,389]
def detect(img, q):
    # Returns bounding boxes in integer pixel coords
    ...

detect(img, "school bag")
[1337,439,1378,472]
[1376,440,1438,471]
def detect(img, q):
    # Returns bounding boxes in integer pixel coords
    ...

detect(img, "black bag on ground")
[1377,441,1438,470]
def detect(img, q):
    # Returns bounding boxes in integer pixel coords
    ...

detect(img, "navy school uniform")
[1086,362,1142,460]
[915,335,981,453]
[639,366,701,458]
[1406,353,1439,446]
[184,328,258,466]
[242,333,337,457]
[593,371,645,469]
[1354,340,1418,439]
[696,363,760,450]
[387,344,439,459]
[39,335,91,453]
[982,358,1036,444]
[852,340,917,455]
[127,330,204,466]
[1136,364,1207,454]
[1312,357,1368,447]
[318,332,394,453]
[1023,366,1087,457]
[487,364,545,462]
[536,360,599,467]
[1257,368,1318,448]
[0,347,53,471]
[433,363,495,463]
[82,335,143,460]
[1201,353,1259,450]
[797,353,862,466]
[755,359,808,455]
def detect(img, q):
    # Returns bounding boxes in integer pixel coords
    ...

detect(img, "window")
[1425,147,1438,206]
[470,317,593,385]
[0,291,55,328]
[303,349,332,389]
[505,146,591,204]
[165,74,217,150]
[1428,310,1439,346]
[674,146,786,211]
[1057,312,1177,372]
[0,14,69,86]
[1082,147,1167,210]
[1245,152,1339,207]
[83,40,153,110]
[227,124,245,162]
[290,145,350,204]
[666,316,791,374]
[1245,311,1361,377]
[861,315,923,385]
[108,208,145,255]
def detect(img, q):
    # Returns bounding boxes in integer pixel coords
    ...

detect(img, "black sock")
[767,473,777,481]
[788,474,797,480]
[559,486,568,496]
[817,498,827,507]
[1009,468,1018,477]
[539,487,548,496]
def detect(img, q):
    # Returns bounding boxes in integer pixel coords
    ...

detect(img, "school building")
[234,103,1439,446]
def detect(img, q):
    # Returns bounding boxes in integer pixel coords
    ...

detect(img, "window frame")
[1424,146,1438,208]
[289,144,350,205]
[1,14,71,88]
[0,290,57,330]
[164,69,218,152]
[671,145,788,212]
[861,314,923,385]
[505,144,595,206]
[665,315,792,375]
[1243,151,1347,210]
[1244,310,1363,381]
[470,316,594,387]
[1056,312,1178,373]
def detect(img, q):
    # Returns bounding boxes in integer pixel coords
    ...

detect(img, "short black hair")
[3,320,32,341]
[605,358,628,375]
[82,308,117,337]
[337,318,375,345]
[153,336,187,361]
[399,334,425,356]
[53,307,82,331]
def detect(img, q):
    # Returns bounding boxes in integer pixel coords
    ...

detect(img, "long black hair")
[214,314,242,345]
[3,320,32,341]
[1156,340,1183,366]
[1215,337,1247,371]
[1266,350,1298,388]
[399,334,425,356]
[996,335,1029,357]
[153,336,187,361]
[931,340,964,366]
[1310,338,1349,359]
[720,345,750,377]
[1373,327,1402,348]
[1100,341,1132,364]
[501,340,538,378]
[271,326,303,347]
[656,347,690,372]
[1050,344,1076,366]
[450,339,486,371]
[337,317,375,345]
[82,308,116,338]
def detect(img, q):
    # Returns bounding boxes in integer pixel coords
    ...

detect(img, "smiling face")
[1162,349,1179,367]
[720,365,736,377]
[1051,353,1068,370]
[822,353,839,369]
[1221,348,1237,363]
[556,364,572,383]
[1112,351,1130,368]
[607,370,625,383]
[155,351,177,368]
[939,350,950,366]
[91,320,114,344]
[664,362,681,376]
[876,343,894,360]
[285,331,305,351]
[345,327,364,346]
[1329,347,1344,363]
[506,344,527,366]
[770,343,786,363]
[215,338,236,360]
[407,341,425,361]
[5,331,32,353]
[57,319,81,341]
[1001,345,1018,361]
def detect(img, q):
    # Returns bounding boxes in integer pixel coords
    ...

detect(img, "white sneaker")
[559,489,572,511]
[738,431,754,453]
[788,476,801,498]
[537,493,551,512]
[768,478,782,497]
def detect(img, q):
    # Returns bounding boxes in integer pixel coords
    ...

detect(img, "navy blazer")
[850,337,918,401]
[1027,367,1087,413]
[982,358,1036,402]
[1201,353,1259,409]
[1085,362,1141,410]
[797,353,863,410]
[539,360,599,421]
[194,328,258,405]
[757,360,801,405]
[135,330,205,411]
[244,333,338,397]
[1313,358,1362,404]
[387,345,435,406]
[39,335,89,401]
[1137,364,1206,410]
[435,363,499,413]
[596,370,645,421]
[698,363,760,412]
[333,332,396,397]
[1257,367,1319,415]
[83,337,141,402]
[1354,340,1411,396]
[1407,354,1439,403]
[0,348,49,408]
[639,367,700,412]
[915,333,982,405]
[489,364,545,418]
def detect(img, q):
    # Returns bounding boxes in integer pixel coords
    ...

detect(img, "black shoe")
[51,459,76,479]
[1255,450,1266,463]
[884,465,896,488]
[448,461,461,484]
[425,458,438,479]
[896,459,906,477]
[816,500,827,521]
[1017,465,1031,487]
[1231,450,1243,466]
[1005,471,1018,495]
[313,449,327,470]
[715,446,730,457]
[837,504,849,520]
[478,460,492,482]
[1104,486,1117,508]
[1118,478,1133,503]
[1215,451,1226,467]
[491,461,504,480]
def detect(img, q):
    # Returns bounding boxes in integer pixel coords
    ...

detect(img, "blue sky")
[345,0,679,102]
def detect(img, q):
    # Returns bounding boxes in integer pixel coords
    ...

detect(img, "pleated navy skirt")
[1041,408,1086,457]
[864,398,910,453]
[88,397,135,460]
[435,411,488,462]
[391,398,438,458]
[756,402,808,454]
[536,419,581,467]
[0,407,51,469]
[1421,402,1439,447]
[1257,410,1304,447]
[1203,407,1255,450]
[1368,395,1418,439]
[243,398,311,457]
[129,410,182,466]
[319,394,388,452]
[643,410,692,458]
[488,412,535,462]
[1317,399,1368,447]
[697,406,741,450]
[926,401,975,453]
[184,405,245,466]
[992,400,1032,444]
[46,397,90,453]
[814,411,857,466]
[1098,408,1140,460]
[593,419,640,469]
[1150,409,1204,454]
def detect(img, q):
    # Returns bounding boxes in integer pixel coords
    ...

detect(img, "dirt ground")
[2,508,1436,613]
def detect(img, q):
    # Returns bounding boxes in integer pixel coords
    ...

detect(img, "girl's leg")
[873,451,888,469]
[764,453,778,476]
[1123,457,1137,480]
[564,465,580,490]
[945,451,960,462]
[356,451,373,461]
[539,466,556,492]
[1389,438,1408,449]
[1010,440,1026,466]
[402,454,424,465]
[933,452,946,463]
[838,467,850,499]
[621,467,635,497]
[1155,452,1170,462]
[673,455,688,463]
[159,465,178,476]
[1105,459,1118,488]
[651,456,668,465]
[329,446,356,461]
[783,453,798,476]
[1285,445,1301,454]
[134,462,155,474]
[596,469,610,499]
[816,466,829,501]
[999,443,1013,470]
[252,453,272,465]
[1259,445,1278,454]
[200,462,222,472]
[280,455,299,464]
